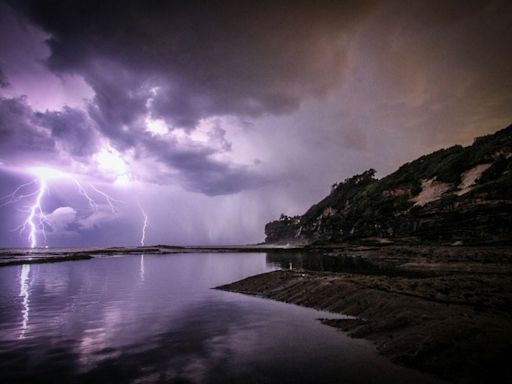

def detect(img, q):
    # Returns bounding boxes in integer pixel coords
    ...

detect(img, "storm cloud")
[0,96,56,163]
[9,1,374,126]
[0,66,8,88]
[0,0,511,246]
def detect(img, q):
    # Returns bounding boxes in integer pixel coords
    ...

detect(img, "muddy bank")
[217,268,512,383]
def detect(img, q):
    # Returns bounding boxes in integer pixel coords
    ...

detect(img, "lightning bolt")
[19,264,31,339]
[2,177,48,248]
[136,198,148,282]
[0,180,38,208]
[2,167,120,248]
[139,204,148,246]
[140,254,145,282]
[25,176,48,249]
[88,183,119,213]
[71,177,98,211]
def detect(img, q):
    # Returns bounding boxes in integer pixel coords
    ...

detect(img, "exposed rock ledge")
[217,268,512,383]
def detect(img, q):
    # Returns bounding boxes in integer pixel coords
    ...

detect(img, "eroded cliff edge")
[265,125,512,245]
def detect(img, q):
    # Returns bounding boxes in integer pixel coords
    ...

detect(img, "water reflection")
[267,251,433,277]
[140,254,145,282]
[0,253,443,384]
[19,264,30,339]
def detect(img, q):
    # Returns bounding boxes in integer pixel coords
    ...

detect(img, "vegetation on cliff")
[265,125,512,244]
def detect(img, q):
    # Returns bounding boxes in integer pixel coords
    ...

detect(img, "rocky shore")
[218,246,512,383]
[0,244,302,267]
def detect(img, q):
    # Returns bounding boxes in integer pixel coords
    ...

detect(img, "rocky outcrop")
[264,214,301,244]
[265,124,512,245]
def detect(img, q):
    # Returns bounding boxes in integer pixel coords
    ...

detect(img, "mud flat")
[217,247,512,383]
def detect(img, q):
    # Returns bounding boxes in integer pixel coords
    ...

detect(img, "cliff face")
[265,125,512,245]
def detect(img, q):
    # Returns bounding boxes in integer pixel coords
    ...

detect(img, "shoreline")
[3,241,512,268]
[0,244,308,267]
[217,246,512,383]
[2,243,512,382]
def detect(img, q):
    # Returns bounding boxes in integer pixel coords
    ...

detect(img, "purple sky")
[0,0,511,247]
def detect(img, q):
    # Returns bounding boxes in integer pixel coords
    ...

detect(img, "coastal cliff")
[265,125,512,245]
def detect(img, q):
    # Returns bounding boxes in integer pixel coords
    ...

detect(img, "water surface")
[0,252,443,383]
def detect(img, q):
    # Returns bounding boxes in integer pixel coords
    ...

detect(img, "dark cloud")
[7,0,376,130]
[82,61,151,149]
[0,65,9,88]
[0,94,266,194]
[2,0,379,196]
[0,93,266,195]
[1,0,512,247]
[133,132,267,195]
[39,107,99,157]
[169,154,265,196]
[146,144,268,196]
[0,96,55,163]
[0,96,100,163]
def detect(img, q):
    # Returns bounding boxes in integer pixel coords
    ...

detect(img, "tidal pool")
[0,252,443,383]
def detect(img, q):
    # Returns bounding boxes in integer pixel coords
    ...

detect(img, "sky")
[0,0,511,248]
